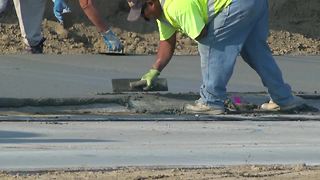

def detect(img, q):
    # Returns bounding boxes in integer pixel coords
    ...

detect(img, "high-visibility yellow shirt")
[157,0,232,40]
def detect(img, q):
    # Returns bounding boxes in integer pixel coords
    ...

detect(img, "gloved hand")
[141,69,160,90]
[101,29,123,52]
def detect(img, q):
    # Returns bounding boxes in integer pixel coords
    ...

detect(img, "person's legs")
[240,0,295,107]
[53,0,71,23]
[61,1,71,14]
[13,0,46,52]
[193,0,259,111]
[0,0,8,14]
[53,0,63,23]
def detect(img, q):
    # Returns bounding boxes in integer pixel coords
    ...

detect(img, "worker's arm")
[141,32,176,89]
[153,32,177,71]
[79,0,107,32]
[79,0,123,52]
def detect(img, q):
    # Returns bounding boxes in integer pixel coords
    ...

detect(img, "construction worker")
[12,0,122,54]
[127,0,303,114]
[52,0,71,28]
[0,0,8,14]
[13,0,47,54]
[79,0,123,52]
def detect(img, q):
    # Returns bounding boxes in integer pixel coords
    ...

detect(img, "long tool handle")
[129,80,147,89]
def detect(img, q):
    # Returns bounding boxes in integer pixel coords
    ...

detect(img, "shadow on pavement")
[0,130,42,139]
[0,138,117,144]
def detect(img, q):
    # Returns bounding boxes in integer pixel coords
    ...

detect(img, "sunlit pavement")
[0,55,319,170]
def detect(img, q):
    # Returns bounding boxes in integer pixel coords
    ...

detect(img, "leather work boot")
[260,100,280,111]
[261,97,303,111]
[25,38,46,54]
[185,101,225,115]
[62,11,73,29]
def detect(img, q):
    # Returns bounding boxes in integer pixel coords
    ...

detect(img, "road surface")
[1,121,320,171]
[0,55,319,171]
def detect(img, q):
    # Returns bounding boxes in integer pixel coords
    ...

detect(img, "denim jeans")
[13,0,46,46]
[0,0,8,14]
[197,0,293,108]
[52,0,71,23]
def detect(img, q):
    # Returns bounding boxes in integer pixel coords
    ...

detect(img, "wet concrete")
[0,55,320,170]
[0,92,318,120]
[0,54,318,118]
[0,55,319,98]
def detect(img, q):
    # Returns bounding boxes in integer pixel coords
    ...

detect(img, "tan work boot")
[261,97,303,111]
[185,101,225,115]
[260,100,280,111]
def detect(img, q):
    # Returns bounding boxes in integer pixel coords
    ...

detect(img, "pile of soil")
[0,0,319,55]
[1,165,320,180]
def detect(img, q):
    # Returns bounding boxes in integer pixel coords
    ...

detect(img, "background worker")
[13,0,46,54]
[79,0,123,52]
[13,0,123,53]
[127,0,302,114]
[52,0,72,28]
[0,0,8,14]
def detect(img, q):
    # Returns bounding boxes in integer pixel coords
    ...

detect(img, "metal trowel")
[111,78,168,92]
[99,47,127,56]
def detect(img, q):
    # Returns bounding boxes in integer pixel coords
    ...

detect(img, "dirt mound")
[0,0,319,55]
[1,165,320,180]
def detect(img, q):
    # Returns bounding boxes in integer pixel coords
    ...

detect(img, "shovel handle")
[130,80,147,88]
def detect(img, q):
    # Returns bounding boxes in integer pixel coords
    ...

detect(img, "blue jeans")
[197,0,293,108]
[0,0,8,14]
[53,0,71,23]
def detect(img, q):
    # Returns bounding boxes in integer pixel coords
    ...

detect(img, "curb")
[1,114,320,122]
[0,93,318,108]
[0,96,129,108]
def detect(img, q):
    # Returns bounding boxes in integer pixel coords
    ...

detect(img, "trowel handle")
[130,80,147,88]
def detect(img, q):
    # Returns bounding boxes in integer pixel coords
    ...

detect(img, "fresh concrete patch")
[0,103,131,116]
[2,114,320,122]
[127,93,197,114]
[0,96,130,108]
[0,93,318,121]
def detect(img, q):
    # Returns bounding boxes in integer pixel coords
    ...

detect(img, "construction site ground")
[1,0,320,178]
[0,55,319,179]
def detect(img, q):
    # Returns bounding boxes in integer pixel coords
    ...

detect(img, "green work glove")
[141,69,160,90]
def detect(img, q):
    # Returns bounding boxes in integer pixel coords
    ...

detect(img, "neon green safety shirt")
[157,0,232,40]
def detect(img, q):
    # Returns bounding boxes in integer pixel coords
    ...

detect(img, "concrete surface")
[0,92,318,120]
[1,121,320,171]
[0,55,319,171]
[0,55,319,98]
